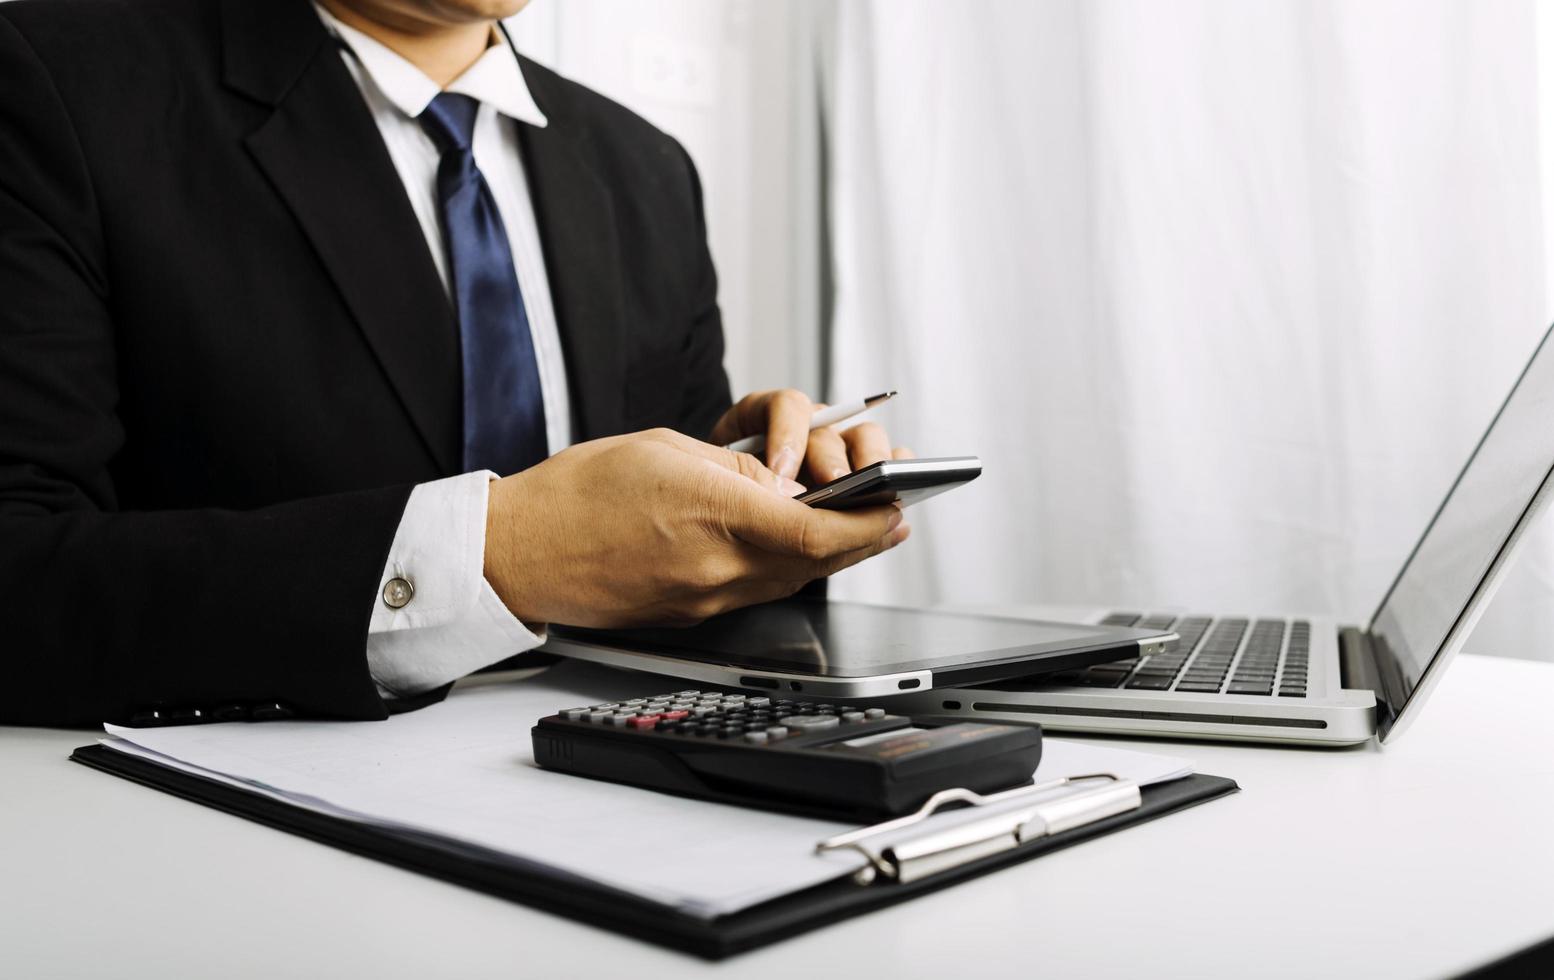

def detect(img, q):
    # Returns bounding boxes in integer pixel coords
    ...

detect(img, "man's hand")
[709,389,914,485]
[483,428,910,628]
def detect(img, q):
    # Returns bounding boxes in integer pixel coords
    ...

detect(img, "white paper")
[101,661,1192,919]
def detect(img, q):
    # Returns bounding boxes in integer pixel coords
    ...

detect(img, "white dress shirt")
[313,4,571,698]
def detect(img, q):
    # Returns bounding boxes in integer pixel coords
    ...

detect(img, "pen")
[724,390,898,455]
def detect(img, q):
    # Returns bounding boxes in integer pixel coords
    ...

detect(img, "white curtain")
[508,0,829,398]
[824,0,1554,662]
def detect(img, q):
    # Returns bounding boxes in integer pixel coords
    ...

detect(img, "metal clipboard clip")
[814,774,1142,885]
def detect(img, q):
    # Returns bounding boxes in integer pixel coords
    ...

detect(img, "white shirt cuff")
[366,470,544,698]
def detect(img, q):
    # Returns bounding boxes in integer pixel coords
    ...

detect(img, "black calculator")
[531,688,1043,820]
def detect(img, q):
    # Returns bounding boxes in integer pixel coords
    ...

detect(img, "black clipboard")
[71,744,1236,960]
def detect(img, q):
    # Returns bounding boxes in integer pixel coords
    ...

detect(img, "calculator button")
[587,711,613,724]
[864,708,886,719]
[780,714,840,732]
[675,690,700,697]
[627,716,660,730]
[590,703,620,711]
[692,707,717,717]
[660,710,689,721]
[841,711,865,724]
[606,715,631,727]
[561,708,589,720]
[765,726,789,741]
[747,697,771,708]
[743,731,769,744]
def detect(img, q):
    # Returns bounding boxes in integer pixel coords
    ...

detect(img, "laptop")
[888,323,1554,746]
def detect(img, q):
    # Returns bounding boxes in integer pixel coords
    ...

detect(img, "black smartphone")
[795,456,982,510]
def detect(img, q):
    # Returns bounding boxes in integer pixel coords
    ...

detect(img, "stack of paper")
[99,661,1192,919]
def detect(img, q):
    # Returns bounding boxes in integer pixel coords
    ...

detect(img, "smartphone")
[795,456,982,510]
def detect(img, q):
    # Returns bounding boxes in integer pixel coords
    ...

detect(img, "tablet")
[542,598,1177,699]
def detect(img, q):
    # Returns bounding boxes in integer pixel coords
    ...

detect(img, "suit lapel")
[515,57,628,442]
[223,0,462,472]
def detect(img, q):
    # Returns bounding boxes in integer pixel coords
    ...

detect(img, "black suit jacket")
[0,0,733,726]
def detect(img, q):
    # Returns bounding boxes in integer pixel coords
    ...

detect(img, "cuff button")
[382,576,414,609]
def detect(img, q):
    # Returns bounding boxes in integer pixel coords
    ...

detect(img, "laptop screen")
[1368,324,1554,733]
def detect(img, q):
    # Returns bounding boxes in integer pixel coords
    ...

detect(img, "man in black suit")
[0,0,909,727]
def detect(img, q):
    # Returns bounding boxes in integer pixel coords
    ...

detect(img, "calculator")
[531,688,1043,819]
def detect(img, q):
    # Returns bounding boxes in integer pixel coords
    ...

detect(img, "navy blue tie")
[419,93,547,475]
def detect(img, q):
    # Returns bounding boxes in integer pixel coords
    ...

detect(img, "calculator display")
[837,727,930,748]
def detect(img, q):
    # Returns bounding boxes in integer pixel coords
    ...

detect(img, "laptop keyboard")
[1048,612,1311,697]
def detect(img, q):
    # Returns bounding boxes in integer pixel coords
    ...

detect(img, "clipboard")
[71,743,1236,959]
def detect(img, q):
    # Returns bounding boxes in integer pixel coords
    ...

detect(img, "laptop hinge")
[1340,627,1399,737]
[1337,627,1375,693]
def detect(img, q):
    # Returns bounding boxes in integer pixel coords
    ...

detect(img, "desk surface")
[2,652,1550,979]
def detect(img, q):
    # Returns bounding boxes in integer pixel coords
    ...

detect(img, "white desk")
[2,653,1550,979]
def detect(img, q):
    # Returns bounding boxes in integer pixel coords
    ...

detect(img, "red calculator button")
[659,710,689,721]
[627,715,661,730]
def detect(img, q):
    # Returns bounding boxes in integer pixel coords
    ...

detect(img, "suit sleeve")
[0,17,400,727]
[673,143,734,441]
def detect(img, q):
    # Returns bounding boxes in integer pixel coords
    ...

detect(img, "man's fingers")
[709,390,771,446]
[840,422,892,472]
[702,449,805,499]
[652,428,803,497]
[808,424,904,485]
[748,521,911,584]
[705,390,818,481]
[728,490,902,559]
[805,426,851,485]
[762,390,815,481]
[713,520,913,607]
[706,399,746,447]
[814,522,911,577]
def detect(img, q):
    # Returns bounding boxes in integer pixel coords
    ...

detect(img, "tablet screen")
[550,599,1151,678]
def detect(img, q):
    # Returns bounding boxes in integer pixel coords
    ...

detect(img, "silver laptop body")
[889,323,1554,746]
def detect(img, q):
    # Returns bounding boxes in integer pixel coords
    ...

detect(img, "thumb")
[721,449,807,499]
[729,491,903,561]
